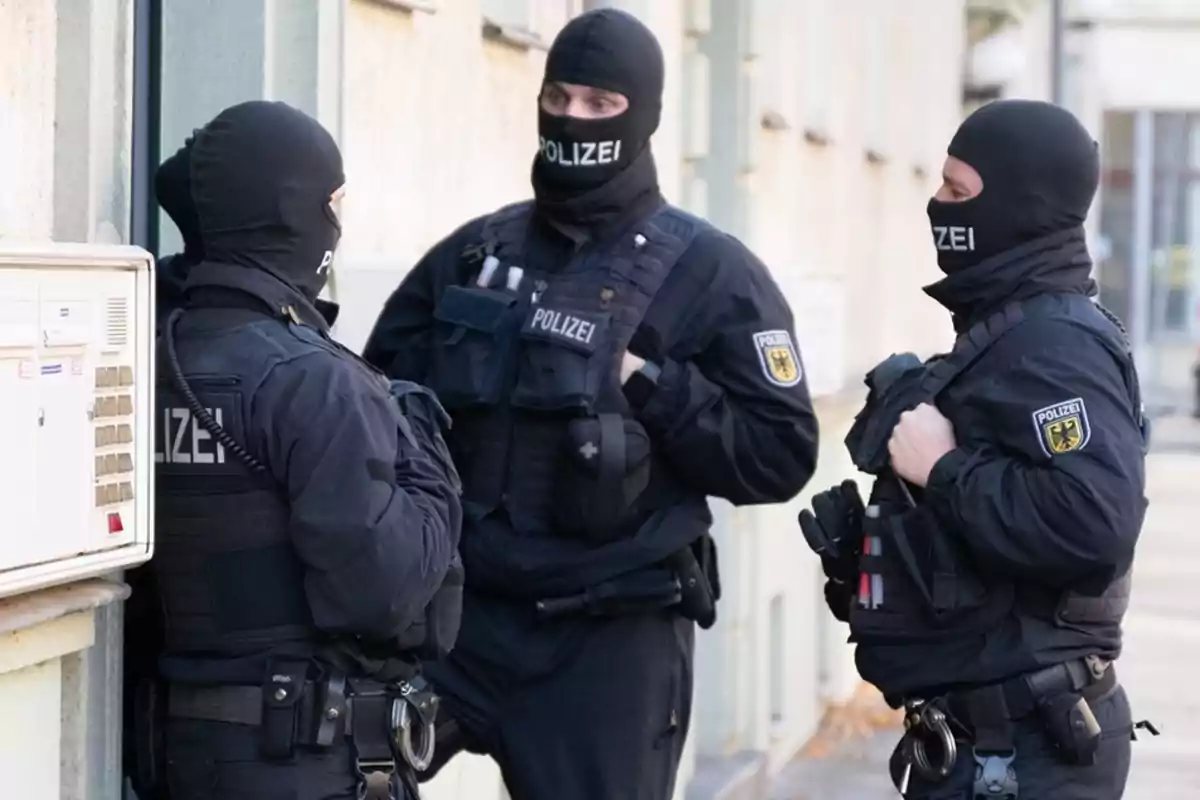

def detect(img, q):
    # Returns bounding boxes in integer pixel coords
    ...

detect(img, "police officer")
[363,9,819,799]
[154,100,462,799]
[123,133,204,800]
[801,100,1153,799]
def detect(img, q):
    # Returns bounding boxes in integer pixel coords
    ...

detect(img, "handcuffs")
[898,699,959,794]
[390,678,439,772]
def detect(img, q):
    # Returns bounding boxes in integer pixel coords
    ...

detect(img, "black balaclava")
[154,132,203,260]
[927,99,1100,273]
[532,9,664,224]
[190,101,344,301]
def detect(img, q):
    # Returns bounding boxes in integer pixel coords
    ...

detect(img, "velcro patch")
[522,306,607,354]
[752,329,803,388]
[1032,397,1091,456]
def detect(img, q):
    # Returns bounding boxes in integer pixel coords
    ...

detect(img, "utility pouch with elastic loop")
[259,657,311,762]
[428,285,522,409]
[554,413,653,543]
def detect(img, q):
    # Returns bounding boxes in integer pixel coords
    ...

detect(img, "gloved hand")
[389,380,461,493]
[798,479,865,582]
[824,577,854,623]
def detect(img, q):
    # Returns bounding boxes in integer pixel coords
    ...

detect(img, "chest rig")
[427,201,699,544]
[157,305,313,659]
[847,293,1142,648]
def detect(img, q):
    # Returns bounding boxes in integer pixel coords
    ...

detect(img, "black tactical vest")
[155,310,314,663]
[424,201,705,598]
[846,293,1142,650]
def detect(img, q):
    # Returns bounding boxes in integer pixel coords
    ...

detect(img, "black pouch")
[511,306,611,412]
[259,658,310,762]
[849,501,1004,645]
[428,285,520,408]
[552,414,652,543]
[666,539,718,629]
[1036,691,1103,765]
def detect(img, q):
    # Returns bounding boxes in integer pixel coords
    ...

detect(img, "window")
[482,0,582,50]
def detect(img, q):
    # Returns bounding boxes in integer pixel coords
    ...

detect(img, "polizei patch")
[539,138,623,167]
[1032,397,1091,456]
[752,330,802,388]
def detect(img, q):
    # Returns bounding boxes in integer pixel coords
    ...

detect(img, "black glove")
[798,480,865,582]
[389,379,462,494]
[824,577,854,623]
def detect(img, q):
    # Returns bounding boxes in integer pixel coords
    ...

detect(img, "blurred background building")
[0,1,1195,798]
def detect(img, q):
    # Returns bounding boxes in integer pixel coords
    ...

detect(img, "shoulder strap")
[479,201,535,264]
[1084,299,1150,448]
[624,205,701,299]
[917,293,1065,401]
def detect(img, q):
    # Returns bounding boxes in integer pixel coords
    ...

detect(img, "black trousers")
[422,591,695,800]
[889,684,1134,799]
[163,718,419,800]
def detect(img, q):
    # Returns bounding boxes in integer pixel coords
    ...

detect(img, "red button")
[107,513,124,534]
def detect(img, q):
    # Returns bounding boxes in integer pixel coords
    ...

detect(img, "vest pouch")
[511,306,611,411]
[850,506,1006,645]
[553,414,653,543]
[428,285,519,408]
[1053,571,1131,633]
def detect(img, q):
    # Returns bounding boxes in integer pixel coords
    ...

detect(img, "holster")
[666,536,720,629]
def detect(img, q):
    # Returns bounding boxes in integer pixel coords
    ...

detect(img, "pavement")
[767,414,1200,799]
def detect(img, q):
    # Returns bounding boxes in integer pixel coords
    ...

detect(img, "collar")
[183,261,332,332]
[532,146,665,244]
[923,227,1096,332]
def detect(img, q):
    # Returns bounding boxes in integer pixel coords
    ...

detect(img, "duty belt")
[898,656,1117,797]
[168,673,438,796]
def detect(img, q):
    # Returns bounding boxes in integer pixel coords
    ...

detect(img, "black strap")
[596,413,627,513]
[347,681,399,798]
[1005,657,1115,719]
[918,302,1031,401]
[965,684,1014,755]
[535,568,682,619]
[883,515,937,609]
[479,201,533,265]
[315,673,348,747]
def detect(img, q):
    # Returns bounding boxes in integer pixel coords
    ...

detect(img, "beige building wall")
[332,0,689,353]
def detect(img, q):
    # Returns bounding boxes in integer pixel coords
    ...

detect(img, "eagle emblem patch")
[752,330,803,388]
[1032,398,1091,456]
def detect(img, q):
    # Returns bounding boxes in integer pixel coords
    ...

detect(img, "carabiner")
[390,697,437,772]
[907,703,958,781]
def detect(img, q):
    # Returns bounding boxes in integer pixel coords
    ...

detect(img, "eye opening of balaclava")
[926,99,1100,273]
[154,131,203,259]
[533,8,664,198]
[189,100,345,301]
